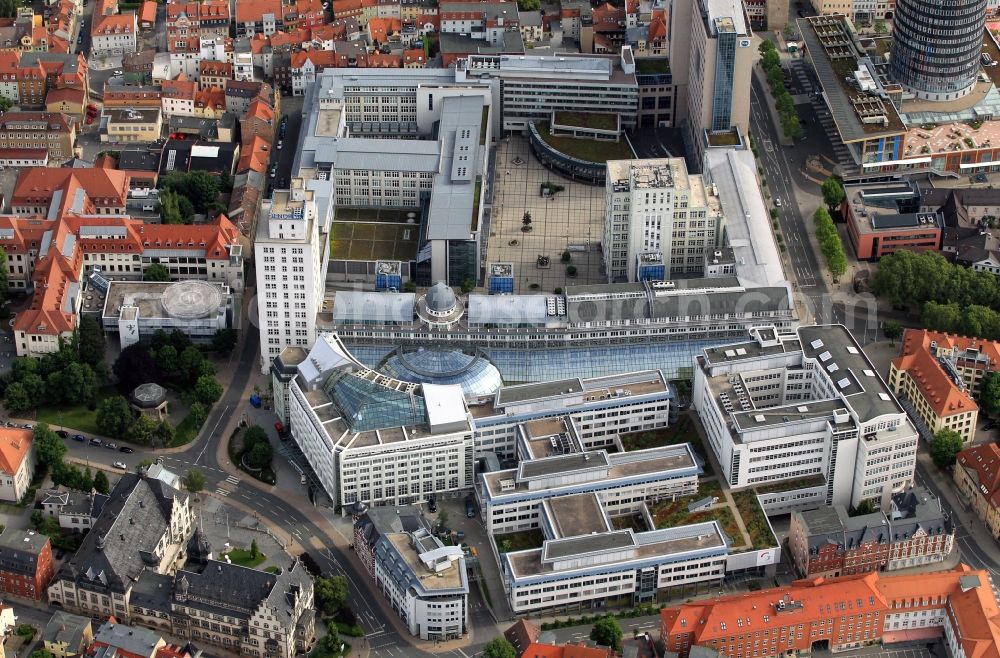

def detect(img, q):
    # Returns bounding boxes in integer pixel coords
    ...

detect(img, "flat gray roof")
[518,451,609,479]
[542,530,635,560]
[332,291,416,324]
[498,378,585,405]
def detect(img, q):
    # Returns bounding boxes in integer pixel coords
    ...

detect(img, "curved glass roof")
[380,348,503,398]
[325,370,427,432]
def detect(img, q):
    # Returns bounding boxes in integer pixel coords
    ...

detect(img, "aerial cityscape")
[0,0,993,656]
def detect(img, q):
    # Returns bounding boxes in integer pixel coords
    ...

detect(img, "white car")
[774,198,782,207]
[113,69,122,75]
[113,461,128,470]
[277,140,283,150]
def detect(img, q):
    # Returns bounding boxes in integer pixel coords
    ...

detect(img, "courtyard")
[486,137,608,292]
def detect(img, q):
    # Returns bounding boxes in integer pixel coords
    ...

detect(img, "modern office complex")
[454,50,640,133]
[354,506,468,640]
[889,0,987,101]
[255,179,329,370]
[693,325,919,510]
[661,566,1000,658]
[669,0,753,163]
[604,158,725,282]
[271,334,475,511]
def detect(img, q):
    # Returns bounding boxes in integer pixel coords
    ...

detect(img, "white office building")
[604,158,724,282]
[354,506,468,640]
[693,325,919,510]
[471,371,674,460]
[273,334,475,511]
[254,179,329,371]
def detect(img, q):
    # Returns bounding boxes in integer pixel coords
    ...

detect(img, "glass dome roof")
[380,348,503,399]
[324,370,427,432]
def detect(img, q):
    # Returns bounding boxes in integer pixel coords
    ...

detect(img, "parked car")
[113,69,122,75]
[774,198,782,207]
[56,430,69,438]
[89,438,101,446]
[119,446,134,453]
[71,434,86,442]
[428,497,437,513]
[105,442,117,450]
[985,419,998,431]
[21,424,31,429]
[113,461,127,470]
[465,496,476,518]
[277,140,283,150]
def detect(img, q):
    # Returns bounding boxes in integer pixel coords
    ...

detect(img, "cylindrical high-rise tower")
[889,0,987,101]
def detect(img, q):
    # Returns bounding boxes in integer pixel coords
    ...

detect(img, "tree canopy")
[144,263,170,281]
[821,177,846,213]
[930,429,965,469]
[314,576,349,617]
[590,616,623,652]
[34,424,66,470]
[96,396,133,440]
[182,468,205,494]
[980,371,1000,418]
[814,207,847,281]
[483,638,517,658]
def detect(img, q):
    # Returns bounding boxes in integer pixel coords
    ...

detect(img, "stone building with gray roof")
[42,610,93,658]
[46,473,193,621]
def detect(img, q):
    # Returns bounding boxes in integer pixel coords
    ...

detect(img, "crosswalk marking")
[215,488,230,497]
[225,475,240,485]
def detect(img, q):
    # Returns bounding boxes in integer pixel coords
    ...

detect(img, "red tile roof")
[0,428,32,476]
[957,443,1000,509]
[235,0,281,23]
[520,644,615,658]
[892,328,983,417]
[139,0,156,24]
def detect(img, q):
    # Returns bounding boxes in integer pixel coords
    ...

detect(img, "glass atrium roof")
[380,348,504,399]
[324,370,427,432]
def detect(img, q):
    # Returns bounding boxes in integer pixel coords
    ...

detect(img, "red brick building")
[661,565,1000,658]
[843,181,944,261]
[0,528,54,600]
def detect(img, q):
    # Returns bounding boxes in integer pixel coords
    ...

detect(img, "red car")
[85,115,94,124]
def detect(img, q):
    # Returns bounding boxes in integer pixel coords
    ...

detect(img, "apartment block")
[272,334,475,510]
[954,443,1000,540]
[0,528,54,601]
[889,328,1000,442]
[91,0,137,58]
[693,325,918,510]
[0,112,76,161]
[354,506,468,640]
[604,158,724,282]
[661,566,999,658]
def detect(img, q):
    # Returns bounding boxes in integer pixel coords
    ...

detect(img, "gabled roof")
[957,443,1000,509]
[0,428,32,475]
[892,328,984,417]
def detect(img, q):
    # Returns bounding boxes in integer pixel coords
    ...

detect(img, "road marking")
[215,488,230,497]
[226,475,240,485]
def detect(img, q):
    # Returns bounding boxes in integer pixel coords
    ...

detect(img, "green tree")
[96,396,133,440]
[151,420,174,447]
[177,195,195,222]
[4,382,31,414]
[521,211,532,230]
[930,429,965,469]
[874,19,888,34]
[179,346,206,385]
[59,363,97,405]
[29,649,53,658]
[460,278,475,294]
[314,576,349,616]
[77,316,106,369]
[403,280,417,293]
[127,415,157,445]
[483,638,517,658]
[194,374,223,405]
[34,424,66,470]
[436,508,449,532]
[246,441,272,469]
[93,470,110,495]
[822,177,846,213]
[189,401,208,427]
[80,467,93,492]
[159,189,184,224]
[780,111,804,140]
[0,96,11,112]
[20,373,45,404]
[211,328,238,354]
[143,263,170,281]
[882,320,902,344]
[761,48,780,71]
[561,250,571,263]
[851,499,877,516]
[182,468,205,494]
[590,616,623,652]
[156,345,179,377]
[783,22,796,38]
[243,425,269,449]
[516,0,539,8]
[980,371,1000,418]
[250,538,260,559]
[310,631,341,658]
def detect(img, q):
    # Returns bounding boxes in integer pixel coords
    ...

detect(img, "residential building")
[235,0,282,36]
[0,112,76,161]
[273,333,475,510]
[693,325,919,509]
[603,158,724,282]
[354,506,468,640]
[0,149,48,167]
[954,443,1000,539]
[46,473,194,619]
[101,107,163,143]
[166,1,231,41]
[519,644,615,658]
[0,427,33,502]
[503,620,542,656]
[890,0,986,101]
[454,50,640,133]
[669,0,753,163]
[661,566,1000,657]
[39,488,109,531]
[255,179,326,369]
[0,529,54,600]
[90,622,165,658]
[91,0,137,58]
[888,328,984,442]
[42,611,92,658]
[225,79,272,118]
[843,181,945,261]
[0,51,89,110]
[788,487,955,577]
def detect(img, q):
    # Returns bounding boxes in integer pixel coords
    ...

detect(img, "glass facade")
[711,22,737,132]
[889,0,987,99]
[325,370,428,432]
[349,340,721,383]
[380,348,504,398]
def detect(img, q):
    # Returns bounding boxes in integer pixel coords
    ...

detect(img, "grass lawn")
[754,475,826,495]
[619,415,714,475]
[330,222,419,261]
[732,490,777,550]
[36,387,117,435]
[223,548,265,568]
[265,566,280,574]
[535,121,634,163]
[172,409,203,447]
[650,486,743,548]
[553,111,618,131]
[635,58,670,74]
[707,131,742,146]
[494,529,545,553]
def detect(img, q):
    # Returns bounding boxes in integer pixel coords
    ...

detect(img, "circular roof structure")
[161,280,223,319]
[380,348,503,399]
[131,382,167,408]
[425,282,457,315]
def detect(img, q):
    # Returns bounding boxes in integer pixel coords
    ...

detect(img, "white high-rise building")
[255,179,328,372]
[604,158,724,282]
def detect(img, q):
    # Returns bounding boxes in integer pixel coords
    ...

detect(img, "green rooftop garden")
[753,475,826,495]
[552,111,618,131]
[494,529,545,553]
[732,490,777,550]
[635,58,670,74]
[535,121,635,163]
